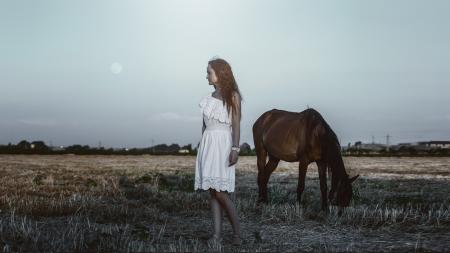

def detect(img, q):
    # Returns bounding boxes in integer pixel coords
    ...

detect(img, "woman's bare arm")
[231,92,241,147]
[202,118,206,135]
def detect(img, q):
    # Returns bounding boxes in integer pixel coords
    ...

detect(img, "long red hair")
[208,58,243,120]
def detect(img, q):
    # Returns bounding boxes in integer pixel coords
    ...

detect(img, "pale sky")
[1,0,449,148]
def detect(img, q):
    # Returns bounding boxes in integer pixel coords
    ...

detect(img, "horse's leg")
[316,160,328,212]
[254,131,270,203]
[260,155,280,202]
[297,159,309,205]
[256,146,268,203]
[258,155,280,203]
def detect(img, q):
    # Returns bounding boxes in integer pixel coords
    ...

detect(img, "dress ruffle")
[194,176,234,192]
[199,95,232,124]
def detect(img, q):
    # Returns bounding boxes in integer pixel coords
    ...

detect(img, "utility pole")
[372,135,375,144]
[386,134,390,152]
[98,140,102,149]
[151,139,154,154]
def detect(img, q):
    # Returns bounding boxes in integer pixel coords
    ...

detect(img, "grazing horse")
[252,108,359,210]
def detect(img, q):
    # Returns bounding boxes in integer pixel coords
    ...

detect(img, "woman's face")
[206,64,218,85]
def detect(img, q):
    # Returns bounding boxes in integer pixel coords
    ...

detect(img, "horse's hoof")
[256,199,268,205]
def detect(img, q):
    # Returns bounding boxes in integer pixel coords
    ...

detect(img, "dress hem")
[194,177,235,192]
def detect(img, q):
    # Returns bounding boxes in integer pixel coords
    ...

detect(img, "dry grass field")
[0,155,449,252]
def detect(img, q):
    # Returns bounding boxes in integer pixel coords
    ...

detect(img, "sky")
[1,0,449,148]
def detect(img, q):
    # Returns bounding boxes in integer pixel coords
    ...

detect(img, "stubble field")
[0,155,449,252]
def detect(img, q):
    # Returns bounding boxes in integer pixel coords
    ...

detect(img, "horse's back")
[253,108,329,162]
[253,108,299,125]
[253,109,307,161]
[253,108,316,132]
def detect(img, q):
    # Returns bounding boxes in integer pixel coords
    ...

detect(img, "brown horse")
[252,108,359,211]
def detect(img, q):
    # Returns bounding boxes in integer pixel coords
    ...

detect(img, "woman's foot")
[232,234,242,246]
[207,234,222,246]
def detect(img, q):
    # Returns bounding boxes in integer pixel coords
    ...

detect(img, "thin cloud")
[5,119,82,128]
[17,119,60,127]
[148,112,201,122]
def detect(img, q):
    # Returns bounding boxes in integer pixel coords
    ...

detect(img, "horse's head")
[329,174,359,207]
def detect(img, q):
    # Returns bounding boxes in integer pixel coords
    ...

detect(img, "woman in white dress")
[195,57,243,246]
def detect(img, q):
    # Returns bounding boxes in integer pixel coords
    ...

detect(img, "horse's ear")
[349,174,359,183]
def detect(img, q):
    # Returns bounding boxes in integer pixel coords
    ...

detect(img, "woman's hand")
[228,150,239,167]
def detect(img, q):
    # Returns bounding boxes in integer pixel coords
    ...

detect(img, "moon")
[110,62,123,74]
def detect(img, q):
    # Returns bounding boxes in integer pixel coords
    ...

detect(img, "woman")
[194,57,243,246]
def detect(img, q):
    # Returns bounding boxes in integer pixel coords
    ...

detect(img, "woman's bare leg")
[209,189,223,238]
[214,190,241,237]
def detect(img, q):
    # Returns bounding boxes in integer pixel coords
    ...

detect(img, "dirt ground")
[0,155,449,252]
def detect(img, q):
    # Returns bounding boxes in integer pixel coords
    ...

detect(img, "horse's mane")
[305,108,347,179]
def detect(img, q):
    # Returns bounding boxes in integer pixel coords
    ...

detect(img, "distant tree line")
[343,145,450,157]
[5,139,447,157]
[0,140,256,156]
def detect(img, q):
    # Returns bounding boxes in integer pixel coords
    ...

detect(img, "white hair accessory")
[209,55,221,61]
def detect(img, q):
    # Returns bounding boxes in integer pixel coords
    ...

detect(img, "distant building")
[50,146,65,151]
[348,141,386,152]
[346,140,450,153]
[178,149,190,154]
[112,148,128,151]
[359,143,386,151]
[417,141,450,149]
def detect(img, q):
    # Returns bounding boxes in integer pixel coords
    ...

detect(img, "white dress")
[194,93,235,192]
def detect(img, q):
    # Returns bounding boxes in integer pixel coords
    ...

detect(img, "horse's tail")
[253,112,270,173]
